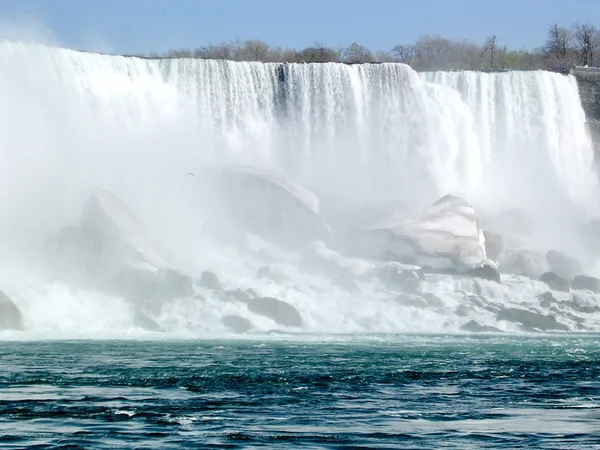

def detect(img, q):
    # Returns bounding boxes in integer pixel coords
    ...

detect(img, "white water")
[0,41,599,338]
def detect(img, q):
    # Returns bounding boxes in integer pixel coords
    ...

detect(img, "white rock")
[350,195,486,271]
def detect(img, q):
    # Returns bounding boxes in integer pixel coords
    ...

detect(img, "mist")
[1,40,599,338]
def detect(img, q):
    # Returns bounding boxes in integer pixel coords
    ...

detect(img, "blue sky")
[0,0,598,55]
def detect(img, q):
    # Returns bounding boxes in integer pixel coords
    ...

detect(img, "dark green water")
[1,335,599,449]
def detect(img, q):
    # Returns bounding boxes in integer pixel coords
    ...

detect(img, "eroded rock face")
[216,165,331,248]
[571,275,600,293]
[350,194,486,272]
[0,290,24,331]
[482,230,504,263]
[48,189,193,305]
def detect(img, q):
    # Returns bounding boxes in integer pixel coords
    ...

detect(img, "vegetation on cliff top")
[146,23,600,71]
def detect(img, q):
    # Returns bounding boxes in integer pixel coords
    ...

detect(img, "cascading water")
[1,41,599,338]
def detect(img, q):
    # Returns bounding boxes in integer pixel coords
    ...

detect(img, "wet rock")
[216,165,332,248]
[460,319,502,332]
[482,230,504,262]
[422,293,444,308]
[468,264,501,284]
[496,308,569,331]
[539,272,570,293]
[571,275,600,293]
[546,250,581,280]
[198,271,223,291]
[244,297,302,327]
[350,194,486,271]
[257,266,283,282]
[394,294,429,309]
[113,267,194,300]
[222,315,253,333]
[537,291,557,309]
[377,263,423,291]
[217,288,256,303]
[133,309,159,331]
[0,290,24,331]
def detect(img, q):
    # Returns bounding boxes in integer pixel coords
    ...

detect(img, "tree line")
[146,22,600,71]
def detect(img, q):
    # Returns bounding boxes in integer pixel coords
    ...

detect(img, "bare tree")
[298,42,341,62]
[545,24,571,59]
[391,44,414,63]
[483,35,497,68]
[573,23,600,66]
[342,42,373,63]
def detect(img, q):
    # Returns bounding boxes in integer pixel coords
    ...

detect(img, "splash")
[0,42,598,337]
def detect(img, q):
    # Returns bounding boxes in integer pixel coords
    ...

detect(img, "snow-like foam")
[0,41,599,338]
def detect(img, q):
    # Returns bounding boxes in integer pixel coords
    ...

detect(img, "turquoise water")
[1,335,599,448]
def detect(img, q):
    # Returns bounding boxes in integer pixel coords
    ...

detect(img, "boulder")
[244,297,302,327]
[376,262,423,291]
[0,290,24,331]
[460,320,502,333]
[467,264,501,284]
[349,194,486,271]
[571,275,600,293]
[216,165,331,248]
[546,250,581,280]
[257,266,284,283]
[47,189,192,306]
[537,291,558,309]
[496,308,569,331]
[499,250,548,279]
[539,272,570,293]
[482,230,504,262]
[198,271,223,291]
[221,315,253,333]
[394,294,429,309]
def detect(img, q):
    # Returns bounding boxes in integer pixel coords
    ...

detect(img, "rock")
[546,250,581,280]
[221,315,253,333]
[499,250,548,279]
[539,272,570,292]
[422,293,444,308]
[571,275,600,293]
[198,271,223,291]
[0,290,24,330]
[113,266,194,300]
[537,291,558,309]
[467,264,501,284]
[394,294,429,309]
[133,309,159,331]
[350,194,486,271]
[217,288,256,303]
[482,230,504,262]
[215,165,331,248]
[377,263,423,291]
[46,189,192,308]
[496,308,569,331]
[244,297,302,327]
[460,320,502,332]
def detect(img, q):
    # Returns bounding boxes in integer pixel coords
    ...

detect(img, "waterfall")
[1,41,599,336]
